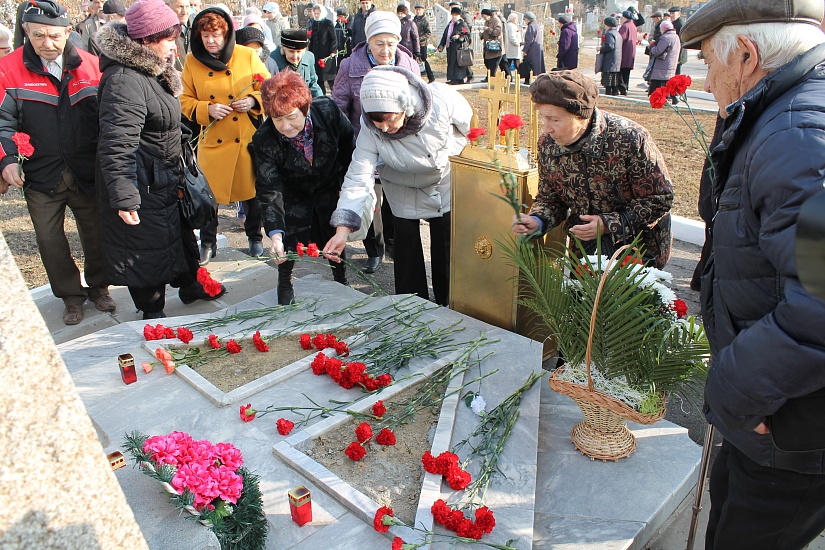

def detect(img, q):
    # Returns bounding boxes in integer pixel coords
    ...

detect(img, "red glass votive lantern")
[118,353,137,385]
[288,486,312,526]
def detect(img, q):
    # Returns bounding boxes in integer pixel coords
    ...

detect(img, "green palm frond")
[500,234,709,406]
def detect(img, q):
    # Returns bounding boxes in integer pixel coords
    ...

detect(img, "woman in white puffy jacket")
[506,13,522,72]
[323,65,472,306]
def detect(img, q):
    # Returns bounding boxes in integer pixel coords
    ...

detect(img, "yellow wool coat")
[180,44,270,204]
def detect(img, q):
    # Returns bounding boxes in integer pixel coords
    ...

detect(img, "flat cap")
[668,5,681,12]
[103,0,125,14]
[652,11,663,18]
[414,3,424,8]
[681,0,824,49]
[281,28,308,49]
[529,70,598,120]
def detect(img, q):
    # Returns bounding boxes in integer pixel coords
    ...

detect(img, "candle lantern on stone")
[118,353,137,385]
[449,71,564,358]
[288,486,312,526]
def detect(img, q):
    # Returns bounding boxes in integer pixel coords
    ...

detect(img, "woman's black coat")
[95,23,192,288]
[438,18,471,83]
[252,96,355,248]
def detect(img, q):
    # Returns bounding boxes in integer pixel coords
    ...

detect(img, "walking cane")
[686,423,716,550]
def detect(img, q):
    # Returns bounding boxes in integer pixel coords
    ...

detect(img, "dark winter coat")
[309,17,336,82]
[648,28,679,81]
[0,40,101,197]
[522,20,545,76]
[350,5,376,47]
[331,41,418,135]
[556,21,578,69]
[414,13,432,50]
[599,27,621,73]
[438,17,471,83]
[481,15,503,60]
[252,96,355,248]
[77,15,103,55]
[618,19,636,70]
[399,14,420,57]
[701,43,825,475]
[528,108,673,268]
[94,23,189,288]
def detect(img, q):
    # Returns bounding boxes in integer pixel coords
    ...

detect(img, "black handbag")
[457,48,474,67]
[178,140,218,229]
[484,39,502,52]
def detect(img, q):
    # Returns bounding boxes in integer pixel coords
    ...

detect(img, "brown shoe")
[63,304,84,325]
[90,294,117,312]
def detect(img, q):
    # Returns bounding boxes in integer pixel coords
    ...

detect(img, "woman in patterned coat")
[251,71,355,305]
[513,71,673,268]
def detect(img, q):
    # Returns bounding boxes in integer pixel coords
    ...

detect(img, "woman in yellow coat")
[181,6,270,262]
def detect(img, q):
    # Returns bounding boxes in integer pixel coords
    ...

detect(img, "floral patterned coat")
[528,108,674,268]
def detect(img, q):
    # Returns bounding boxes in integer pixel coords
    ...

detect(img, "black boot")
[331,259,348,286]
[277,261,295,305]
[143,310,167,320]
[179,279,226,305]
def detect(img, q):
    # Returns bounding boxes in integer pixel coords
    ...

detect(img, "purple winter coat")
[617,19,637,70]
[648,29,680,81]
[331,41,419,135]
[556,21,578,69]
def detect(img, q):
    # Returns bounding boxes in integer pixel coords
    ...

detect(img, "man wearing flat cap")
[270,29,323,96]
[680,0,825,547]
[76,0,105,54]
[0,0,115,325]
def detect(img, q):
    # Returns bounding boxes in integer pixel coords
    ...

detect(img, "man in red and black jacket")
[0,0,116,325]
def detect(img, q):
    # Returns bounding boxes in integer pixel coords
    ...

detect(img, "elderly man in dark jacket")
[350,0,375,47]
[0,0,115,325]
[681,0,825,547]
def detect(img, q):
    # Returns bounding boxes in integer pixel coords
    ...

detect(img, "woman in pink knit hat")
[95,0,226,319]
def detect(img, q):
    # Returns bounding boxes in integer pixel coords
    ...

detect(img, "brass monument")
[449,72,564,352]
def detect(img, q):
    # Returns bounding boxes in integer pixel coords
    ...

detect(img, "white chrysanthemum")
[650,281,677,304]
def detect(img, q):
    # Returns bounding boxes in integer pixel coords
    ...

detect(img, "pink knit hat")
[125,0,180,39]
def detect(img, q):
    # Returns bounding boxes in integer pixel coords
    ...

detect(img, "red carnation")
[163,326,175,339]
[444,509,466,531]
[649,86,669,109]
[376,428,396,446]
[422,451,439,474]
[296,242,305,257]
[240,403,256,422]
[276,417,295,435]
[376,373,392,387]
[355,422,373,443]
[299,333,312,349]
[392,537,404,550]
[307,30,312,37]
[474,506,496,534]
[673,298,688,318]
[208,334,221,349]
[253,73,265,83]
[143,324,159,341]
[325,333,338,347]
[373,506,394,532]
[456,518,483,540]
[176,327,194,344]
[345,441,366,461]
[307,243,320,257]
[431,499,450,524]
[12,132,34,157]
[310,352,328,375]
[318,58,326,68]
[498,113,524,135]
[312,333,328,350]
[446,464,472,490]
[466,127,485,142]
[435,451,459,474]
[665,74,692,96]
[226,339,242,354]
[334,340,350,357]
[372,400,386,418]
[253,331,269,352]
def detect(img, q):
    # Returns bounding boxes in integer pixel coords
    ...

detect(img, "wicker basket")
[548,245,666,461]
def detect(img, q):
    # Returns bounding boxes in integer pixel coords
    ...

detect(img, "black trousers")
[484,55,501,77]
[200,197,262,246]
[498,56,512,79]
[363,181,386,258]
[392,212,450,306]
[706,439,825,550]
[128,214,200,314]
[419,44,434,81]
[618,67,631,94]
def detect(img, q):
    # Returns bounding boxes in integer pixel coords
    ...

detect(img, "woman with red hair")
[251,71,355,304]
[181,7,270,264]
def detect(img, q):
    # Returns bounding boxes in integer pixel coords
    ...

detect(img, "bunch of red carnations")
[421,450,472,490]
[143,324,193,343]
[299,332,350,356]
[431,499,496,540]
[309,352,392,391]
[343,421,397,461]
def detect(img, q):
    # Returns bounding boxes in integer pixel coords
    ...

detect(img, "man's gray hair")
[711,22,825,72]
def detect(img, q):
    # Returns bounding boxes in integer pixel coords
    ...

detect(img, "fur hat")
[481,8,491,16]
[450,6,461,15]
[360,66,415,115]
[125,0,179,39]
[365,10,402,40]
[621,10,633,19]
[21,0,70,26]
[603,16,617,27]
[281,29,308,49]
[529,70,598,120]
[235,26,265,46]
